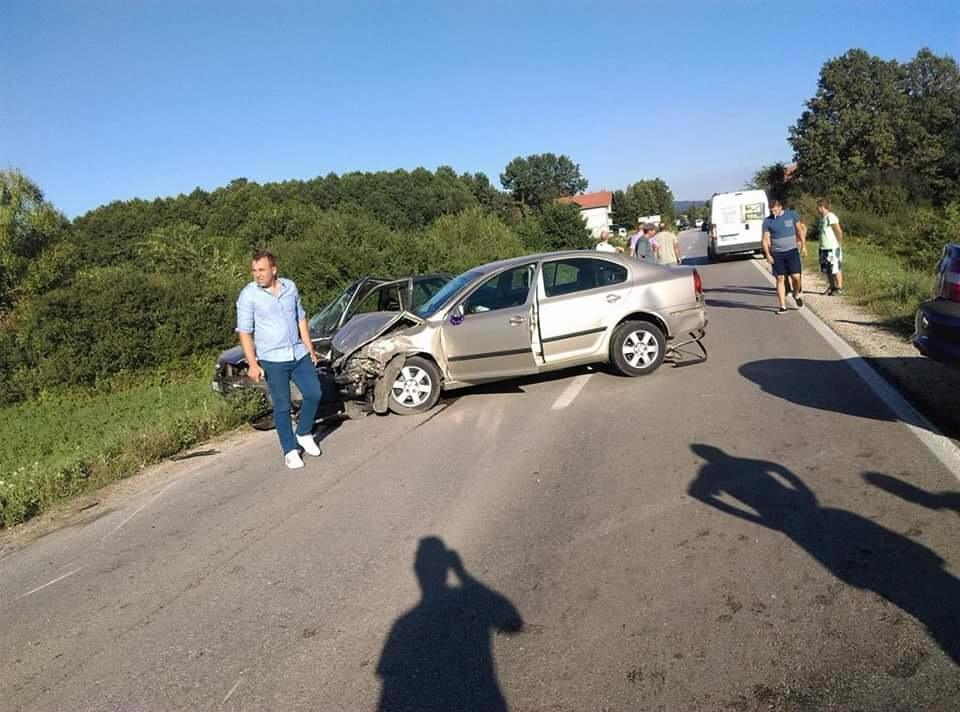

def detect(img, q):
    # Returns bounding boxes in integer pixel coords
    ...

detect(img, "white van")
[707,189,769,261]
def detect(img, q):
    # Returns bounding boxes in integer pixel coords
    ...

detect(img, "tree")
[515,203,592,251]
[499,153,588,210]
[789,47,960,207]
[0,169,73,312]
[747,163,794,202]
[611,179,676,227]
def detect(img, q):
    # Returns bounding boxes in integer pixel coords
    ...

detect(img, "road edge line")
[749,258,960,481]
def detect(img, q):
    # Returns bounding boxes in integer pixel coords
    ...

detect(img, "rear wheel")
[610,321,666,377]
[387,356,442,415]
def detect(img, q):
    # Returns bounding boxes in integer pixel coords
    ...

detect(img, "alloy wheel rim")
[391,366,433,407]
[622,330,659,368]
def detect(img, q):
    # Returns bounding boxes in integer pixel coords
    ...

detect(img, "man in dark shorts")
[762,198,807,314]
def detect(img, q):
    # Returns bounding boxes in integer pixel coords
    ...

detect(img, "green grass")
[0,361,261,528]
[802,236,935,334]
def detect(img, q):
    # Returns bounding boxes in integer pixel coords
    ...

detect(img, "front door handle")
[606,294,621,303]
[509,316,526,325]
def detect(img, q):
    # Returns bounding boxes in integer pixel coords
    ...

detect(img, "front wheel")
[610,321,666,377]
[387,356,442,415]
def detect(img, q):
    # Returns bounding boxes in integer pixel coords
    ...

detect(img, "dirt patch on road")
[798,266,960,443]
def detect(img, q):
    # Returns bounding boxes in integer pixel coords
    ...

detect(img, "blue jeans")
[260,356,323,454]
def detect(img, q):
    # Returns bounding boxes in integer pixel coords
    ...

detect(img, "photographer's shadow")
[687,444,960,665]
[376,536,524,712]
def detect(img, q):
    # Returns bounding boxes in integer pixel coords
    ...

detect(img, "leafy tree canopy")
[790,47,960,209]
[499,153,588,211]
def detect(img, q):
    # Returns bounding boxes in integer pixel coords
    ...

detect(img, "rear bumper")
[912,299,960,363]
[714,239,762,255]
[669,303,708,339]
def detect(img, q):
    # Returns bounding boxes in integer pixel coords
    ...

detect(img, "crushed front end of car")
[332,311,427,414]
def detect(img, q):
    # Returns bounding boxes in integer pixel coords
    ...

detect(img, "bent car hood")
[332,311,424,363]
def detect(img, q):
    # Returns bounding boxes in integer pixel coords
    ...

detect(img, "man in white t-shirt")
[595,231,617,252]
[816,197,844,295]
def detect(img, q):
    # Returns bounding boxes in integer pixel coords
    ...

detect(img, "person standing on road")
[655,222,681,266]
[236,249,323,469]
[762,199,807,314]
[595,230,617,252]
[817,198,844,295]
[628,221,644,256]
[632,223,659,261]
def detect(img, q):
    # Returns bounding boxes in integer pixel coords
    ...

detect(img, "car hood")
[332,311,424,363]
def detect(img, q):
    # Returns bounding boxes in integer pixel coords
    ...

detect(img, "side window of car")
[596,260,627,286]
[377,285,403,311]
[464,265,534,315]
[542,258,597,297]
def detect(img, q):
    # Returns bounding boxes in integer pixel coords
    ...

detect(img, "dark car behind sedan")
[213,273,451,428]
[912,243,960,365]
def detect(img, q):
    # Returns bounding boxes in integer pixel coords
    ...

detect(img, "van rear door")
[711,190,767,257]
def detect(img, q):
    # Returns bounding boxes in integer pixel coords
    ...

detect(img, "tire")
[610,320,666,377]
[707,243,717,262]
[387,356,442,415]
[249,413,276,431]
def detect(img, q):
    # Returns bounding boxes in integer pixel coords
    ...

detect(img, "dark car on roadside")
[212,273,451,428]
[912,243,960,365]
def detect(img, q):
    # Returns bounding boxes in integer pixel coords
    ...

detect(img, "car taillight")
[709,224,717,240]
[693,268,703,297]
[936,244,960,302]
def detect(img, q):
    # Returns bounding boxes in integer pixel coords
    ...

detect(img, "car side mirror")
[449,304,465,326]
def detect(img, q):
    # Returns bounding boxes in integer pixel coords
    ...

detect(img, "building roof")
[557,191,613,210]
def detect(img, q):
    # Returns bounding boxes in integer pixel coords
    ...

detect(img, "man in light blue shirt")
[236,250,323,469]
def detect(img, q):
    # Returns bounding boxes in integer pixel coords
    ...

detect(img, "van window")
[743,203,765,220]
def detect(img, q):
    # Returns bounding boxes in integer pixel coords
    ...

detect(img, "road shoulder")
[757,258,960,446]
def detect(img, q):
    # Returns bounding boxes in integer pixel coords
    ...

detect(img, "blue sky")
[3,1,958,217]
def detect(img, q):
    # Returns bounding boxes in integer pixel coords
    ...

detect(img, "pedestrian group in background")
[617,222,681,266]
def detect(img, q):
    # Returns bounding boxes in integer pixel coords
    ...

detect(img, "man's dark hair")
[816,197,831,210]
[252,249,276,266]
[770,197,783,208]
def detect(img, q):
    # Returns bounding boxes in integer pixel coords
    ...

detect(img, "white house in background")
[557,191,613,238]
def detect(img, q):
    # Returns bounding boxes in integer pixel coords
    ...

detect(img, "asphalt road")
[2,230,959,711]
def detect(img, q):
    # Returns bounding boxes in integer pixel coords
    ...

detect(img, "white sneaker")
[296,434,322,457]
[284,450,305,469]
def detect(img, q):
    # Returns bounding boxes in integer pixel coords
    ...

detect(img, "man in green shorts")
[817,198,844,295]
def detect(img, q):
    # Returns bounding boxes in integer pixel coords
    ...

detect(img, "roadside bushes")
[11,266,238,395]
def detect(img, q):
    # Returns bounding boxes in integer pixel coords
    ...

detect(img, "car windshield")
[414,270,482,318]
[308,284,357,337]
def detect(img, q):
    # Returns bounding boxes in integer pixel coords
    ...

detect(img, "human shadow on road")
[704,285,777,298]
[864,472,960,516]
[705,298,779,313]
[376,536,524,712]
[687,444,960,664]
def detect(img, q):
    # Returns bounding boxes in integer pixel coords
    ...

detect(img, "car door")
[441,263,538,383]
[537,257,631,363]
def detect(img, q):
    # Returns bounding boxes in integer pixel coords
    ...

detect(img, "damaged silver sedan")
[332,251,708,415]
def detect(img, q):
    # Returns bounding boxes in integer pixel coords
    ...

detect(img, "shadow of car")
[912,243,960,366]
[212,273,451,429]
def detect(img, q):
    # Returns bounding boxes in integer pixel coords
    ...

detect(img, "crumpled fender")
[373,353,407,413]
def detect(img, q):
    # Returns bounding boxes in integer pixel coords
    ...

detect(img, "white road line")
[222,676,243,705]
[13,566,85,602]
[551,374,593,410]
[99,480,177,543]
[750,259,960,480]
